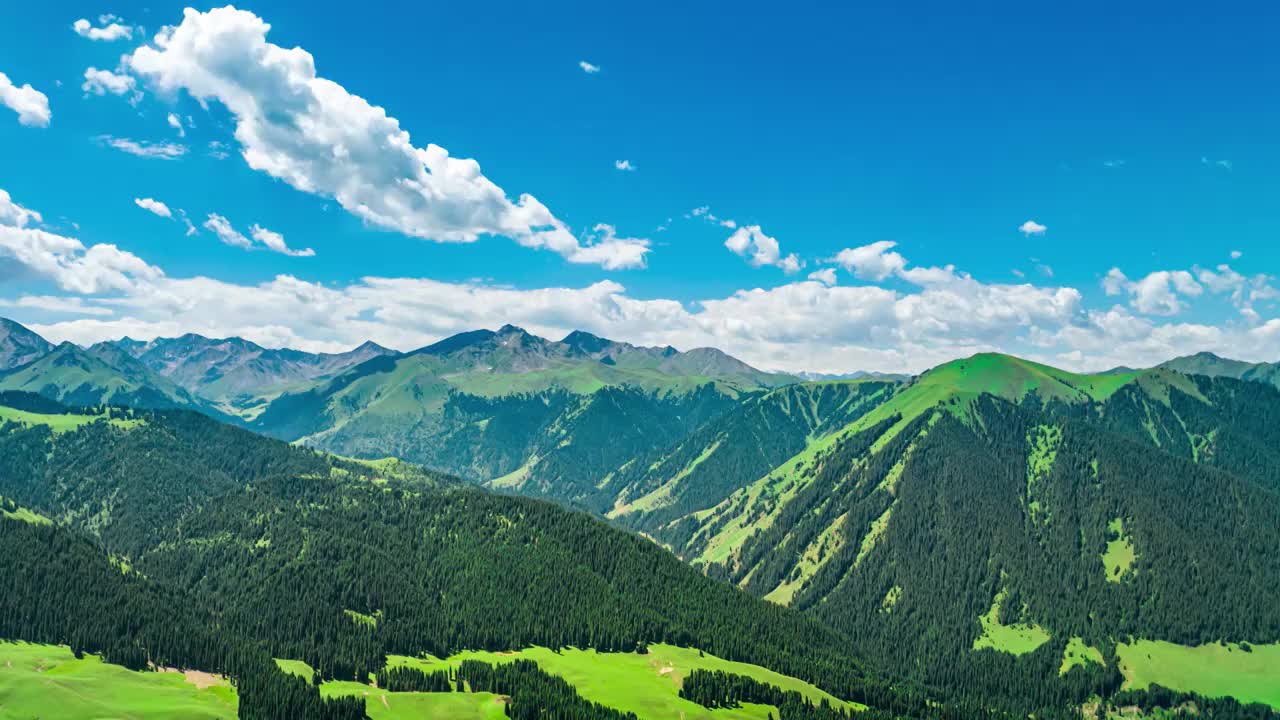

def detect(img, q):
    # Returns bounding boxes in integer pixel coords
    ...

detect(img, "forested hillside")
[663,354,1280,714]
[0,393,941,719]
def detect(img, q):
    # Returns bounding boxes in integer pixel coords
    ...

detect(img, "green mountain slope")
[659,353,1280,713]
[251,325,795,500]
[597,380,897,536]
[0,393,930,718]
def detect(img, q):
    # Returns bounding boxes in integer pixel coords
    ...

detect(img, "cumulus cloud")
[724,225,802,273]
[579,61,601,74]
[0,71,51,127]
[0,189,162,294]
[72,17,134,41]
[614,159,634,171]
[1195,263,1278,322]
[807,268,837,286]
[167,113,185,136]
[6,189,1280,376]
[97,135,187,160]
[0,189,42,228]
[82,67,138,98]
[1019,220,1047,236]
[570,224,650,270]
[831,241,907,282]
[250,224,315,257]
[1103,268,1203,316]
[124,7,644,268]
[134,197,172,218]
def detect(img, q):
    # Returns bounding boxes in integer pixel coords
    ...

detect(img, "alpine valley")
[3,316,1280,719]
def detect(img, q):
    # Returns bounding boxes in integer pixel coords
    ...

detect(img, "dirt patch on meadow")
[156,666,227,690]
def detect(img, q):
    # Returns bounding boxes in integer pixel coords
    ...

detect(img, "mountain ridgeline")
[4,315,1280,717]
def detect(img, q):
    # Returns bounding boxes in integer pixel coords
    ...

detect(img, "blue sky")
[0,1,1278,372]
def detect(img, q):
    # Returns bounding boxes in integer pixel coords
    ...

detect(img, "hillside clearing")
[1117,640,1280,709]
[0,641,236,719]
[387,643,861,720]
[973,589,1051,655]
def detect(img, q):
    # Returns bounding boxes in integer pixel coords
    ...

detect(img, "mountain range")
[3,316,1280,717]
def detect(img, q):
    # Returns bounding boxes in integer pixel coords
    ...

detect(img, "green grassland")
[1060,637,1105,675]
[0,405,142,433]
[320,681,508,720]
[274,657,315,683]
[388,643,862,720]
[973,589,1051,656]
[271,643,859,720]
[1117,640,1280,709]
[0,641,236,719]
[0,498,51,526]
[1103,518,1137,582]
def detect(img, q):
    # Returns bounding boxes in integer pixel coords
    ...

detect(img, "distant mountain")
[0,340,215,413]
[1159,350,1280,389]
[797,370,912,383]
[408,325,793,388]
[0,317,52,370]
[252,324,796,487]
[120,333,396,417]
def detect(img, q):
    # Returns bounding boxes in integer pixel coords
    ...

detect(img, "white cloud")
[614,159,634,171]
[831,241,907,282]
[0,71,51,127]
[1195,263,1277,321]
[167,113,185,136]
[97,135,187,160]
[1019,220,1047,236]
[178,211,198,237]
[724,225,802,274]
[579,61,601,74]
[0,191,162,294]
[570,224,651,270]
[1102,268,1203,316]
[1231,250,1242,259]
[250,224,315,257]
[201,214,315,257]
[134,197,172,218]
[82,67,138,99]
[0,295,115,317]
[202,214,252,249]
[807,268,837,286]
[72,17,134,41]
[690,206,738,229]
[0,189,43,228]
[6,188,1280,376]
[125,7,643,268]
